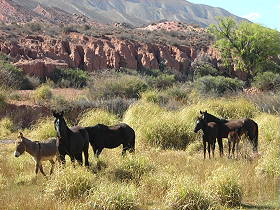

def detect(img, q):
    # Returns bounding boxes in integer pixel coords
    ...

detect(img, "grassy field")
[0,92,279,210]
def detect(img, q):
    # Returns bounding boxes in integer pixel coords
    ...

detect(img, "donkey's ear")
[61,111,64,116]
[200,110,203,114]
[52,111,57,117]
[205,110,207,113]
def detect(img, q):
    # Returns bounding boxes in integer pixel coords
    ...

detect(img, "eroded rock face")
[0,32,210,78]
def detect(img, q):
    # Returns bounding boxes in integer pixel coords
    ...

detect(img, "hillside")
[9,0,245,27]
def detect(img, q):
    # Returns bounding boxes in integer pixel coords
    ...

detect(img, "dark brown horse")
[194,117,218,159]
[199,111,258,158]
[53,111,90,166]
[85,123,135,158]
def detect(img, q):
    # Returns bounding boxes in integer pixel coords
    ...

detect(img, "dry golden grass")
[0,96,279,209]
[1,140,279,210]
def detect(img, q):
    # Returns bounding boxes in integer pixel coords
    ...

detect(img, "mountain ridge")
[9,0,245,27]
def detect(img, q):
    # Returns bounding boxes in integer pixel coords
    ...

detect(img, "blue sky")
[188,0,280,31]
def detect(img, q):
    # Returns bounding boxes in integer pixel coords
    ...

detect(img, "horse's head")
[14,132,26,157]
[194,116,204,133]
[53,111,66,138]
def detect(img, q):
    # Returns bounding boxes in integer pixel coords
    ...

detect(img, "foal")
[194,117,218,159]
[14,132,58,176]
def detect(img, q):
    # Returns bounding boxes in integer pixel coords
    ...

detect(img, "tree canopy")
[209,17,280,79]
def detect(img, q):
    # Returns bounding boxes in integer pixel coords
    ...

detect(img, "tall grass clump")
[28,118,56,140]
[256,143,280,177]
[124,101,163,132]
[182,97,258,120]
[0,117,14,138]
[255,113,279,144]
[141,90,168,105]
[33,84,52,104]
[44,166,95,200]
[143,113,193,149]
[206,166,243,207]
[79,109,119,126]
[86,182,139,210]
[165,176,213,210]
[113,155,154,182]
[124,101,197,148]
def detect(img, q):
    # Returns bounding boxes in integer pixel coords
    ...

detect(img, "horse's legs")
[83,149,89,167]
[59,154,66,165]
[38,163,46,176]
[75,153,83,166]
[207,141,211,159]
[232,140,236,158]
[35,162,39,174]
[203,139,206,160]
[49,159,55,175]
[217,137,223,157]
[211,141,215,158]
[228,140,232,158]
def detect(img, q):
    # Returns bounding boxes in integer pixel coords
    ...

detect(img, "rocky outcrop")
[0,32,202,78]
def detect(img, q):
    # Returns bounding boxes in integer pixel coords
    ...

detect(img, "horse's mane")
[205,112,229,123]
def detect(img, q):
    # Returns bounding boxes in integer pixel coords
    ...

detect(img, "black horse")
[194,116,218,159]
[85,123,135,158]
[53,111,90,166]
[199,111,258,158]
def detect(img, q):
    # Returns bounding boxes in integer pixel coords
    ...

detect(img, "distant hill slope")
[11,0,245,27]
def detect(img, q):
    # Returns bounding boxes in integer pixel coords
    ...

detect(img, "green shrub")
[89,74,148,99]
[79,109,119,127]
[0,54,26,89]
[45,166,96,200]
[193,62,221,79]
[195,75,244,96]
[146,74,176,89]
[33,84,52,103]
[166,176,213,210]
[52,68,88,88]
[86,182,138,210]
[28,118,56,140]
[206,166,243,207]
[253,71,280,91]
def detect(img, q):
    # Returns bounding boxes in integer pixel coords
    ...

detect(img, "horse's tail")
[85,127,94,147]
[253,122,258,153]
[122,124,136,152]
[245,119,258,153]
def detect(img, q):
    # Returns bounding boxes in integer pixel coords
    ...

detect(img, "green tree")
[209,17,280,80]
